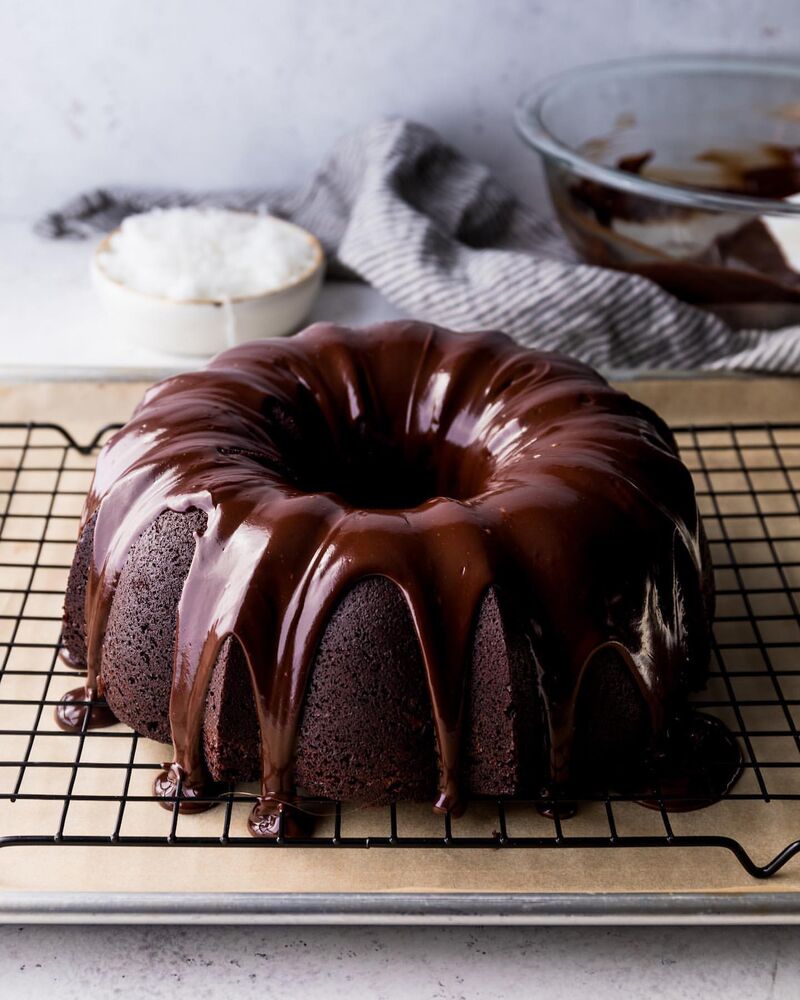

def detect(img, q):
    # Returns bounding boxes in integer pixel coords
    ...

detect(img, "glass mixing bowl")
[515,55,800,329]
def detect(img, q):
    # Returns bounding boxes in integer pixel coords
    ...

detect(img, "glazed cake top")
[78,320,707,832]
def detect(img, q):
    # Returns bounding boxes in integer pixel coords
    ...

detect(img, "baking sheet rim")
[3,889,800,925]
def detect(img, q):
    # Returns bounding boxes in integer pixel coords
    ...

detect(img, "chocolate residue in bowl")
[559,144,800,321]
[639,144,800,201]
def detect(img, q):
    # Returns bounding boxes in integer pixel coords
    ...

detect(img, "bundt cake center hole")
[298,441,473,509]
[257,397,487,508]
[332,459,440,509]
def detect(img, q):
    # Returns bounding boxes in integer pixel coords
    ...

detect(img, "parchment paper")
[0,375,798,897]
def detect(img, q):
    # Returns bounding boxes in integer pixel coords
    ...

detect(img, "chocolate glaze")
[59,322,733,834]
[58,646,85,670]
[535,796,578,821]
[153,762,223,814]
[54,685,117,732]
[632,712,743,812]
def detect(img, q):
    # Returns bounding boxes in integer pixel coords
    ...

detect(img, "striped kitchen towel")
[37,118,800,373]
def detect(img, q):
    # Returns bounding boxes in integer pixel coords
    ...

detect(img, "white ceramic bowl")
[91,217,325,356]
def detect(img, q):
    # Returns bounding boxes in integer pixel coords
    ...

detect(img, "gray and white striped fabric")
[37,118,800,373]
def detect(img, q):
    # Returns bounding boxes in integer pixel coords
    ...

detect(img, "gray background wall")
[1,0,797,219]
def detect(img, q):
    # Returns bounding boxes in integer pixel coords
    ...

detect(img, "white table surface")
[0,221,402,375]
[1,220,799,999]
[0,923,798,999]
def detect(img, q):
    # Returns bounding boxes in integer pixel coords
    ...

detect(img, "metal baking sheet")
[0,379,799,923]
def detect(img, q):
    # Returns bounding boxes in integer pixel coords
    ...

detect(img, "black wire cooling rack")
[1,420,799,879]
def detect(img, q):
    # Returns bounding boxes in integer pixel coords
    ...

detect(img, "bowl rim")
[514,53,800,218]
[92,210,325,306]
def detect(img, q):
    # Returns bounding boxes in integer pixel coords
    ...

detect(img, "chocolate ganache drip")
[61,322,736,833]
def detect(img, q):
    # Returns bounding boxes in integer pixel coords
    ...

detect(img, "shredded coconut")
[97,207,318,301]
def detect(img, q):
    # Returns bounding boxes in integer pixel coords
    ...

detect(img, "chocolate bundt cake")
[59,320,736,836]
